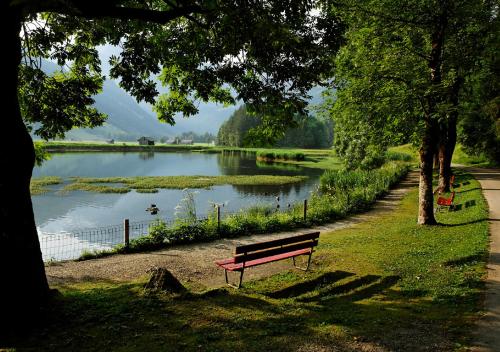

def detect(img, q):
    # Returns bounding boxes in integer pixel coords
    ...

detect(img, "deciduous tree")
[1,0,341,322]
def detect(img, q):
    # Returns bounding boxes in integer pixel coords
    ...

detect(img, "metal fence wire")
[40,200,308,262]
[40,216,193,262]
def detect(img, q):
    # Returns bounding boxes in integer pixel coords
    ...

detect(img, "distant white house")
[165,138,178,144]
[180,139,193,145]
[138,136,155,146]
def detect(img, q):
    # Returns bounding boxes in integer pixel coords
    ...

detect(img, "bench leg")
[224,269,244,289]
[293,253,312,271]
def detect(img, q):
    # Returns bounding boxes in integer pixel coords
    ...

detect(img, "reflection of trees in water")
[139,151,155,160]
[255,160,306,174]
[216,151,255,175]
[216,151,321,177]
[232,182,306,197]
[216,150,321,197]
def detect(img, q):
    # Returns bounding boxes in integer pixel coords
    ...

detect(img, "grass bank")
[42,141,213,153]
[41,141,342,169]
[452,144,497,167]
[8,171,488,351]
[389,143,498,167]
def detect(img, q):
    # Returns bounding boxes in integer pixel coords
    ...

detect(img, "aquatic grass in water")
[30,176,62,195]
[54,175,308,194]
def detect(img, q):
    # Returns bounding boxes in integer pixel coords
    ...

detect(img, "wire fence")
[39,201,306,262]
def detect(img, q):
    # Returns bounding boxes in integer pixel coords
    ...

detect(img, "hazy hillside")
[35,59,237,141]
[33,58,321,141]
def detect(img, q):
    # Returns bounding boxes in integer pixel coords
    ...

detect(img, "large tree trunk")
[417,13,447,225]
[0,5,50,328]
[418,120,438,225]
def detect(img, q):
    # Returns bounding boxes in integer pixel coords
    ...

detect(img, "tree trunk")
[418,120,438,225]
[417,13,447,225]
[437,78,460,193]
[0,5,50,328]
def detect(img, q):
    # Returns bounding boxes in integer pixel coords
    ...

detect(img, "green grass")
[42,140,214,152]
[7,171,488,351]
[389,143,498,167]
[59,175,308,194]
[452,144,495,167]
[29,176,62,195]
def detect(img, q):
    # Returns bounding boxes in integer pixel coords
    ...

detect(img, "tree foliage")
[1,0,345,320]
[19,0,342,139]
[324,0,497,167]
[458,12,500,163]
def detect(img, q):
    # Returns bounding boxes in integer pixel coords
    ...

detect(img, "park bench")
[436,191,455,212]
[215,231,320,288]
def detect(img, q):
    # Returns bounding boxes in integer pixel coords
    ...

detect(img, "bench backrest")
[233,232,320,264]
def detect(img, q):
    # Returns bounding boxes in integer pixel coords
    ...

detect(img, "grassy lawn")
[451,145,495,167]
[8,170,488,351]
[389,143,498,168]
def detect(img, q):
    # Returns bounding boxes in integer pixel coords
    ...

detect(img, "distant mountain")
[76,80,240,140]
[36,59,238,141]
[33,58,322,141]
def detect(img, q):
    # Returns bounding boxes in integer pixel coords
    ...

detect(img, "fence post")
[303,199,308,221]
[217,205,221,232]
[124,219,130,250]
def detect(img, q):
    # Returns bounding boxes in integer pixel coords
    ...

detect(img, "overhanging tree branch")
[25,2,207,24]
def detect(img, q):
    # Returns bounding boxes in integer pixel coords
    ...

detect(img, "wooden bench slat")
[234,239,318,264]
[216,248,312,271]
[235,231,320,254]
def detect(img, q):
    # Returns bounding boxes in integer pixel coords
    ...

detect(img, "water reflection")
[139,151,155,160]
[33,151,321,237]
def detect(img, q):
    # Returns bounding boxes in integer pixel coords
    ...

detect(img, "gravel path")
[468,167,500,352]
[45,171,419,291]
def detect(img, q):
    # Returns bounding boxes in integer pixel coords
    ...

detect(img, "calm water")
[33,151,322,236]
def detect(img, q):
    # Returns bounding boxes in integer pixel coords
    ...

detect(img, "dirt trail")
[45,171,419,290]
[467,168,500,352]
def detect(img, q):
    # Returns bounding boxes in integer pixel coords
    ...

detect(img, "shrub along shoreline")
[78,160,412,260]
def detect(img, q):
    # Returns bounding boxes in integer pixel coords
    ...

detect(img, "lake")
[33,151,322,259]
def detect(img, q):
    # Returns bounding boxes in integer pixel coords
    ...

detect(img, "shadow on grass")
[439,218,488,227]
[3,270,470,352]
[444,253,488,267]
[266,271,354,299]
[299,275,399,303]
[455,187,481,194]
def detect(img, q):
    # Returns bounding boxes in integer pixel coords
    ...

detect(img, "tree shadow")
[266,271,354,299]
[455,187,481,194]
[1,271,468,352]
[439,218,488,227]
[444,253,487,267]
[465,199,476,208]
[299,275,399,304]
